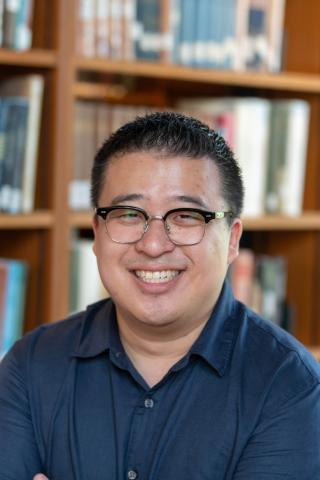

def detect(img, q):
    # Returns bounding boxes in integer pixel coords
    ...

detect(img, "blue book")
[178,0,197,66]
[194,0,210,68]
[1,259,28,356]
[0,97,29,212]
[220,0,237,69]
[135,0,161,60]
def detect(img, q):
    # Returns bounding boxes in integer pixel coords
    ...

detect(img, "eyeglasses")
[95,205,234,246]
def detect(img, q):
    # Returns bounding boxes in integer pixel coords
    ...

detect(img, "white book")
[232,98,271,216]
[278,100,310,216]
[70,238,108,313]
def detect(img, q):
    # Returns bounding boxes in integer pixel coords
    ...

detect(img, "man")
[1,112,320,479]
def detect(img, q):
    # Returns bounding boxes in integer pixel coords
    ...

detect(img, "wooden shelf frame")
[74,58,320,94]
[0,48,57,67]
[0,211,54,229]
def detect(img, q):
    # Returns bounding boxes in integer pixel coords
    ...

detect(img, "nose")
[134,217,175,257]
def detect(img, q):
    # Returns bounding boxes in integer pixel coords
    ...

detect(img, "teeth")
[135,270,180,283]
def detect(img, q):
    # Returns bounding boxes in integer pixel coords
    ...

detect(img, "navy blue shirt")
[1,282,320,479]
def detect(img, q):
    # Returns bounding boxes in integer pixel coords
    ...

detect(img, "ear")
[227,218,243,265]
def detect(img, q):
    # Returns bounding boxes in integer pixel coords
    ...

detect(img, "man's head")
[92,112,243,337]
[91,111,244,222]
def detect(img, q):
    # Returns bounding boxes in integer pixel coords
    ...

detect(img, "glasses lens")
[166,210,205,245]
[106,208,145,243]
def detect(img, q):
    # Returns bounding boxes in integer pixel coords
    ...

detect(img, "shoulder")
[2,298,113,377]
[233,301,320,399]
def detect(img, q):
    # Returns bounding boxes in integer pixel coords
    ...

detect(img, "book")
[95,0,110,57]
[0,98,28,211]
[2,0,21,49]
[235,0,286,72]
[76,0,96,57]
[0,261,8,350]
[0,0,4,46]
[70,100,98,210]
[178,0,197,66]
[14,0,34,50]
[134,0,161,61]
[0,74,44,213]
[70,238,108,313]
[265,99,310,216]
[0,258,28,358]
[255,254,287,327]
[229,248,256,306]
[109,0,123,59]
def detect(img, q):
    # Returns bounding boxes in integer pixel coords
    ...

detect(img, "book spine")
[76,0,96,57]
[14,0,34,50]
[8,99,28,213]
[0,0,4,46]
[109,0,123,59]
[2,0,20,48]
[1,259,27,356]
[21,75,44,213]
[178,0,197,66]
[95,0,110,57]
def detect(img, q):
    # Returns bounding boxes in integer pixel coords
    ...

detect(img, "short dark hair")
[91,111,244,219]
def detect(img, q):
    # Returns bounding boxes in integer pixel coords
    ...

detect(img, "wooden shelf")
[0,211,54,229]
[74,58,320,93]
[0,48,57,67]
[69,211,320,231]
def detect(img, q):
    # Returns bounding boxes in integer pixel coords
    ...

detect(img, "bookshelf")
[0,0,320,351]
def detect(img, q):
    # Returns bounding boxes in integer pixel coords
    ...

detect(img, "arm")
[233,358,320,479]
[0,343,43,478]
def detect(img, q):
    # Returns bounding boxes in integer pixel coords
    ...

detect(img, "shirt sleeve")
[0,342,43,479]
[232,353,320,479]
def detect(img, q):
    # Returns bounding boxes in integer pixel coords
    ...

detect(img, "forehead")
[100,151,223,207]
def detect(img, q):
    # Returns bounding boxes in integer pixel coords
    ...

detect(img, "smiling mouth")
[134,270,181,283]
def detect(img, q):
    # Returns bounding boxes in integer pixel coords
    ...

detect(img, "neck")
[117,313,209,387]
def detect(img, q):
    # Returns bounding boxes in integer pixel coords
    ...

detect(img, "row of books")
[76,0,286,72]
[70,97,310,218]
[0,0,34,50]
[0,257,28,359]
[0,74,44,213]
[229,248,291,330]
[70,237,108,313]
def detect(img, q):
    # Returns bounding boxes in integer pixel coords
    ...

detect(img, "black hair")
[91,111,244,220]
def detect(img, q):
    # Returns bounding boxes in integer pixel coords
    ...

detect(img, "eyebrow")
[110,193,210,210]
[110,194,144,205]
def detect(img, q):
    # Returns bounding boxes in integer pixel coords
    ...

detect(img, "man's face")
[93,151,242,336]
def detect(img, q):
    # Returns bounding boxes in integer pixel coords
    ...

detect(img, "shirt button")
[127,470,138,479]
[144,398,154,408]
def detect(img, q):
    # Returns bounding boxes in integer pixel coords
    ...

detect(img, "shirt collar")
[189,281,239,376]
[71,281,239,377]
[71,299,117,358]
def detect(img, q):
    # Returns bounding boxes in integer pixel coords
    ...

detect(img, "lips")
[134,270,180,283]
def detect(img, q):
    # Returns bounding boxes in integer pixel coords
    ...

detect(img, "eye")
[109,208,144,224]
[169,211,204,226]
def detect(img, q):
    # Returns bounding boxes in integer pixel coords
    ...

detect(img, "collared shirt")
[0,282,320,479]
